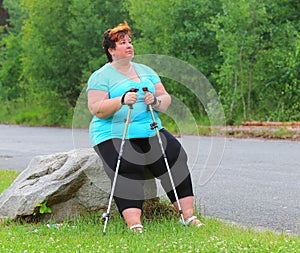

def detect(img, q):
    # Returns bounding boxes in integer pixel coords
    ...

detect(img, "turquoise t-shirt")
[86,62,163,147]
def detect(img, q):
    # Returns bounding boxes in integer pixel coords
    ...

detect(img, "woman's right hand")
[123,91,138,105]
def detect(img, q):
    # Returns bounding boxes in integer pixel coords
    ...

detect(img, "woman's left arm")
[153,82,171,113]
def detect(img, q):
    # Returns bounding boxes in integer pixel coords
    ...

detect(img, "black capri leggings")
[94,128,194,214]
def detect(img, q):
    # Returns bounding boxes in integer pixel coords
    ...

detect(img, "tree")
[0,0,9,33]
[209,0,269,123]
[18,0,129,124]
[0,0,24,107]
[128,0,222,120]
[254,0,300,121]
[1,0,299,125]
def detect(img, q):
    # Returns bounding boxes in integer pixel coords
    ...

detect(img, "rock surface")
[0,148,157,221]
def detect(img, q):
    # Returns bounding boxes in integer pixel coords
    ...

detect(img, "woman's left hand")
[144,91,156,105]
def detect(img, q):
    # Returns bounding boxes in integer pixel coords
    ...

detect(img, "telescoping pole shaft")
[102,88,138,235]
[142,87,185,225]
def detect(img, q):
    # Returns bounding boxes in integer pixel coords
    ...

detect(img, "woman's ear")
[108,48,114,56]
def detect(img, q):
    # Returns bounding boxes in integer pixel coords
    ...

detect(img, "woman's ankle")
[122,207,142,228]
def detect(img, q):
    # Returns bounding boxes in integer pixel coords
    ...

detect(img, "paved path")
[0,124,299,234]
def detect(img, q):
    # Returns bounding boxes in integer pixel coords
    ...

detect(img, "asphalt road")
[0,124,299,234]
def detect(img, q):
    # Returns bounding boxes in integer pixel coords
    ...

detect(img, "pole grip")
[128,88,138,109]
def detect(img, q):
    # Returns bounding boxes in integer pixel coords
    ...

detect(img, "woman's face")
[109,34,134,62]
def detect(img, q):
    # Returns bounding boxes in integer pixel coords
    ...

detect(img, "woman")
[87,22,203,232]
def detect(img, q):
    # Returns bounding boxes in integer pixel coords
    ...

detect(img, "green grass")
[1,170,300,252]
[1,215,299,252]
[0,170,20,194]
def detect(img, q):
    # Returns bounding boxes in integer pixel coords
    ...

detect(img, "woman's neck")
[110,60,140,82]
[110,60,132,74]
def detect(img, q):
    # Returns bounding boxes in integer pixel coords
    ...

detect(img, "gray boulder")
[0,148,158,221]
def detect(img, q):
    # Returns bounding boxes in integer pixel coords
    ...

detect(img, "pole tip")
[102,232,106,236]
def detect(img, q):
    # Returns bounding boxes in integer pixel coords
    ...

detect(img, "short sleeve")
[147,67,161,85]
[86,70,109,93]
[135,63,161,85]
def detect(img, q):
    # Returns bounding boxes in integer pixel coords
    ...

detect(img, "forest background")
[0,0,299,128]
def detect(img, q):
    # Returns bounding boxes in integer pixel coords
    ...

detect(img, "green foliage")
[129,0,222,120]
[21,0,92,107]
[209,0,300,124]
[209,0,269,123]
[1,0,24,33]
[255,20,300,121]
[1,0,130,126]
[0,33,23,102]
[35,201,52,215]
[0,0,24,103]
[0,0,299,126]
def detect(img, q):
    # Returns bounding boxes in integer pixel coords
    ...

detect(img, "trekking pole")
[102,88,138,236]
[142,87,185,225]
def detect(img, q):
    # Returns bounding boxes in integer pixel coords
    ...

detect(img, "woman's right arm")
[88,90,122,119]
[88,90,138,119]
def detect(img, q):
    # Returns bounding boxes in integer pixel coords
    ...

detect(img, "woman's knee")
[161,129,188,166]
